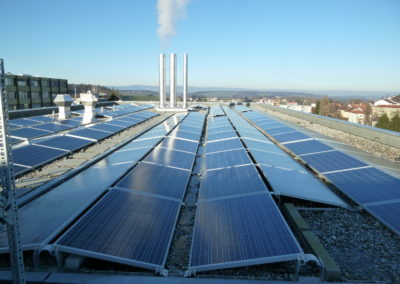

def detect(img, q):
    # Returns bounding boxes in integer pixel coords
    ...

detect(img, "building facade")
[4,73,68,110]
[372,105,400,122]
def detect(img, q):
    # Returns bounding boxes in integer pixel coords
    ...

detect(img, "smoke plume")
[157,0,190,43]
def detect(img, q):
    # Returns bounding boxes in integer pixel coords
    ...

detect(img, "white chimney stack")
[54,94,73,120]
[183,53,188,109]
[159,53,166,108]
[80,91,98,123]
[169,53,177,108]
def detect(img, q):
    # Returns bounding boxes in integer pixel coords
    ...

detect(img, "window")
[30,80,39,87]
[42,80,49,87]
[5,77,13,86]
[42,92,50,99]
[7,92,16,100]
[60,81,67,88]
[31,92,40,99]
[17,80,26,87]
[18,92,28,100]
[51,81,59,87]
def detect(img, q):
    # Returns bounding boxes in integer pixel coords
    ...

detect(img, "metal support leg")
[0,59,26,284]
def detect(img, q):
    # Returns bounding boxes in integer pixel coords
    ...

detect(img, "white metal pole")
[169,53,176,108]
[159,54,166,108]
[0,59,26,284]
[183,53,188,109]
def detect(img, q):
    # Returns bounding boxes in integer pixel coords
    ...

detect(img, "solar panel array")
[0,114,184,255]
[72,104,153,118]
[100,104,153,118]
[9,115,83,141]
[222,107,345,207]
[188,106,303,274]
[9,115,54,128]
[11,111,158,176]
[54,112,205,273]
[242,109,400,235]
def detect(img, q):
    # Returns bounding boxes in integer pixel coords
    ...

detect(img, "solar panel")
[115,162,191,200]
[177,125,203,134]
[207,125,234,135]
[207,121,230,128]
[236,128,267,139]
[208,120,229,126]
[13,164,31,176]
[260,165,346,207]
[242,138,285,154]
[10,127,51,139]
[205,148,252,170]
[206,138,243,153]
[118,116,140,123]
[267,126,296,135]
[120,137,162,151]
[284,139,333,155]
[271,131,310,143]
[139,129,167,140]
[207,131,237,142]
[260,122,283,130]
[158,137,198,153]
[10,137,24,144]
[34,136,94,152]
[325,167,400,204]
[169,129,200,142]
[251,149,305,171]
[9,123,22,130]
[199,165,267,200]
[27,116,55,123]
[9,118,41,127]
[300,150,368,173]
[32,122,73,132]
[366,201,400,235]
[106,120,135,128]
[0,156,138,251]
[56,119,82,127]
[188,193,303,273]
[101,147,152,166]
[144,147,196,170]
[13,145,67,168]
[68,128,113,141]
[55,189,180,271]
[90,123,125,133]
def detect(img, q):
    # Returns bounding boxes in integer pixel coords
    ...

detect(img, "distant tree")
[313,100,320,114]
[319,95,330,116]
[364,103,372,125]
[375,113,391,130]
[108,90,119,101]
[389,114,400,132]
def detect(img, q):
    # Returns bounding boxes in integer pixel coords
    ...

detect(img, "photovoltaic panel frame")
[34,136,94,152]
[115,162,191,200]
[188,193,303,274]
[55,189,181,273]
[204,148,252,170]
[324,167,400,204]
[199,165,267,200]
[300,150,368,173]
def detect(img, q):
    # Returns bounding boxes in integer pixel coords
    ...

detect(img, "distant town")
[3,72,400,133]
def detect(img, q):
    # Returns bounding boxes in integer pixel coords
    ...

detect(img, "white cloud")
[157,0,190,43]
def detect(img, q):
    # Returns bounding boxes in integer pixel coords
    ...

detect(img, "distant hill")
[109,85,399,100]
[108,85,254,93]
[191,91,319,99]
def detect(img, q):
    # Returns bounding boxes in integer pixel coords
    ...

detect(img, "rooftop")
[1,102,400,283]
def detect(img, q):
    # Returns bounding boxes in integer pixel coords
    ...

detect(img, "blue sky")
[2,0,400,92]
